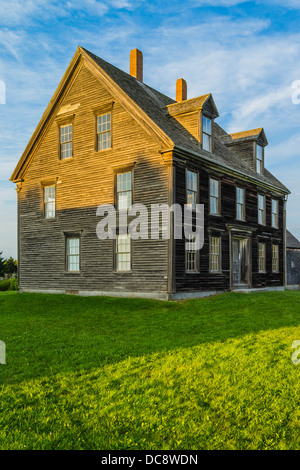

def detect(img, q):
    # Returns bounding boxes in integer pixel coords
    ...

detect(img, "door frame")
[228,226,254,290]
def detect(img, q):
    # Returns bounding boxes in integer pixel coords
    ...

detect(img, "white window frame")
[210,236,221,273]
[236,187,245,221]
[117,171,132,210]
[210,178,220,215]
[258,194,266,225]
[272,199,279,228]
[116,233,131,272]
[97,112,111,151]
[256,144,263,174]
[272,244,279,273]
[258,242,266,273]
[44,185,56,219]
[185,234,198,273]
[186,169,198,210]
[66,236,80,272]
[202,115,212,152]
[60,124,73,159]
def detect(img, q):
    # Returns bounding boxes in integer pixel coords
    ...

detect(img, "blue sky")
[1,0,300,258]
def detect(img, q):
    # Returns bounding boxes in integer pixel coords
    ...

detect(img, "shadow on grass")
[1,290,300,384]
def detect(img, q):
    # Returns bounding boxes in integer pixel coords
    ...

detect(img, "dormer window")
[60,124,73,159]
[256,144,263,174]
[202,116,212,152]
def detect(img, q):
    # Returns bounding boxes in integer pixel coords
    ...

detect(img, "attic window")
[202,116,212,152]
[97,112,111,151]
[256,144,263,174]
[60,124,73,159]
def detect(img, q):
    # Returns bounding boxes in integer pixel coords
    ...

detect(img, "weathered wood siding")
[174,157,284,292]
[286,250,300,285]
[18,61,169,294]
[226,141,255,169]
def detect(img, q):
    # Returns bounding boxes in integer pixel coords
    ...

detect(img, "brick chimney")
[176,78,187,102]
[130,48,143,82]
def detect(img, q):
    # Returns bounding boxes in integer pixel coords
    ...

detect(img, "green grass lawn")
[1,290,300,450]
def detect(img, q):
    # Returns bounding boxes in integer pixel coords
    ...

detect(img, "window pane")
[202,133,211,152]
[44,186,55,218]
[187,190,196,210]
[258,195,265,224]
[210,179,218,197]
[203,116,212,135]
[67,237,80,272]
[272,245,279,272]
[186,234,197,272]
[97,113,111,133]
[272,200,278,227]
[187,170,197,191]
[210,197,217,215]
[97,113,111,150]
[116,234,131,271]
[117,172,131,191]
[60,125,72,144]
[256,145,263,174]
[98,131,111,151]
[258,243,266,272]
[210,237,220,272]
[236,187,245,220]
[257,144,263,161]
[117,172,132,210]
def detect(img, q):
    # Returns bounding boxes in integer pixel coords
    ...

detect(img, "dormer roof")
[167,93,219,119]
[223,127,268,146]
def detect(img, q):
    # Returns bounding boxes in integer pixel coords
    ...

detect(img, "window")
[236,187,245,221]
[60,124,73,159]
[256,144,263,174]
[210,236,221,273]
[258,194,266,225]
[44,185,55,219]
[210,178,220,215]
[117,172,132,210]
[291,260,295,269]
[272,244,279,273]
[97,112,111,151]
[272,199,279,228]
[186,170,198,210]
[116,233,131,271]
[66,237,80,272]
[185,234,198,272]
[202,115,212,152]
[258,242,266,273]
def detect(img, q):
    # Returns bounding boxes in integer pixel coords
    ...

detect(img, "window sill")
[64,271,81,275]
[95,147,113,154]
[113,270,132,275]
[59,157,74,163]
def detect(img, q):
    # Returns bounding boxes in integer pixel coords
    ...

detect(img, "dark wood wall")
[174,158,284,293]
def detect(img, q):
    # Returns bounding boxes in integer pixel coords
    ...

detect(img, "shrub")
[9,278,18,291]
[0,278,18,291]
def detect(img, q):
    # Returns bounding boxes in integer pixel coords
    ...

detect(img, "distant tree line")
[0,252,17,278]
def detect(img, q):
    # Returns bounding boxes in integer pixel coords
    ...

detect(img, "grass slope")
[0,291,300,449]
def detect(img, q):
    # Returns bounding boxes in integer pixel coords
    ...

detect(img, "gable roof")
[10,46,289,195]
[286,230,300,249]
